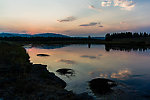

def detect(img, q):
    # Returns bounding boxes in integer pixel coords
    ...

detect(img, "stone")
[37,54,50,57]
[89,78,117,94]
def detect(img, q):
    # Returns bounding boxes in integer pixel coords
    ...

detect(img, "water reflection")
[105,44,150,52]
[88,43,91,48]
[25,44,150,53]
[89,78,117,95]
[80,55,97,59]
[89,69,132,80]
[99,73,108,78]
[111,69,132,80]
[56,59,77,64]
[32,44,69,49]
[56,68,75,78]
[26,44,150,100]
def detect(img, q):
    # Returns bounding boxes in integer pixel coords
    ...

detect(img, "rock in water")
[37,54,50,57]
[89,78,117,94]
[56,68,75,76]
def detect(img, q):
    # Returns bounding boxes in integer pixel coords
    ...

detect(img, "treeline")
[105,32,150,41]
[0,36,95,43]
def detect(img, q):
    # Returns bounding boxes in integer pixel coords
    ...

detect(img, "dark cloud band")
[57,16,76,22]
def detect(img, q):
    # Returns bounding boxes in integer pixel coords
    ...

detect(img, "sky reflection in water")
[26,44,150,99]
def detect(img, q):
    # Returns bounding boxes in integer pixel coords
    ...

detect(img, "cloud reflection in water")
[56,59,77,64]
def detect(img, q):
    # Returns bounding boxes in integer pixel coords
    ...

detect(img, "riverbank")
[0,42,93,100]
[1,36,150,46]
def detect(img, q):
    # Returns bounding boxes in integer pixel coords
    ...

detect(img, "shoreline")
[0,42,93,100]
[2,37,150,46]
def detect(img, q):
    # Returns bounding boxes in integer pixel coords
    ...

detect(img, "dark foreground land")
[0,42,93,100]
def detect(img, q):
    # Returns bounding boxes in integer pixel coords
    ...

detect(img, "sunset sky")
[0,0,150,36]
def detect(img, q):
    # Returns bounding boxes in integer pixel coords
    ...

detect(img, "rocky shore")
[0,42,93,100]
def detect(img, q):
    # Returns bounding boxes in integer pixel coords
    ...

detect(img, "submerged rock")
[37,54,50,57]
[56,68,75,77]
[89,78,117,95]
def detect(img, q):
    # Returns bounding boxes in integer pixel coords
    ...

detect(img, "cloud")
[111,69,132,80]
[64,30,71,32]
[79,22,104,28]
[99,25,104,27]
[56,59,76,64]
[20,30,28,33]
[80,22,101,27]
[114,0,135,10]
[120,21,127,24]
[80,55,97,59]
[101,0,135,10]
[89,5,102,11]
[101,0,112,7]
[89,5,95,9]
[57,16,76,22]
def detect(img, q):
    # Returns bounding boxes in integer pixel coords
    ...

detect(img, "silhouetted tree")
[105,33,111,41]
[88,35,91,40]
[105,32,150,41]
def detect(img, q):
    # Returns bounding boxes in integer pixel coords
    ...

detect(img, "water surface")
[26,44,150,100]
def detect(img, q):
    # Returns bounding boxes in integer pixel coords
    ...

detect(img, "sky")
[0,0,150,36]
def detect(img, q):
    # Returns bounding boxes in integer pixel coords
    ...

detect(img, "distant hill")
[0,33,105,41]
[33,33,69,37]
[0,33,69,38]
[0,33,31,37]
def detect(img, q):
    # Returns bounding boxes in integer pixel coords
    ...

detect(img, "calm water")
[26,44,150,100]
